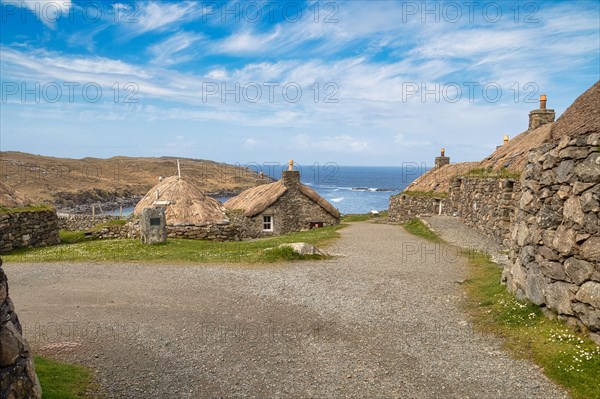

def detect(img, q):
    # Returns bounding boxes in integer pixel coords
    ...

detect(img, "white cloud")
[217,27,282,54]
[394,133,432,149]
[17,0,72,28]
[125,1,203,37]
[244,138,261,149]
[293,134,369,153]
[149,31,205,66]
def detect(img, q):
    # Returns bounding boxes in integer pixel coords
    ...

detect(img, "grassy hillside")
[0,152,272,206]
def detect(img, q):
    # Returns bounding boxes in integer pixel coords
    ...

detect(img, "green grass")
[6,225,341,264]
[34,356,97,399]
[398,190,448,198]
[463,252,600,399]
[463,167,521,179]
[59,230,98,244]
[0,204,54,214]
[402,218,443,243]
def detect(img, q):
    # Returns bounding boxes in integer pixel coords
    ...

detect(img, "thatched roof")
[224,180,340,218]
[551,80,600,141]
[0,181,32,208]
[403,162,480,193]
[134,176,226,225]
[479,123,553,173]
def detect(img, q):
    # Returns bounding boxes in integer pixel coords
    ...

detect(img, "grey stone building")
[224,163,340,237]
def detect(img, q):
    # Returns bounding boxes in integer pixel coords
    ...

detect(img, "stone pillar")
[528,94,555,130]
[435,148,450,168]
[140,207,167,244]
[0,257,42,399]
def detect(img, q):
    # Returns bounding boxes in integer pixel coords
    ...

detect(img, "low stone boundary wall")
[58,214,123,231]
[0,209,60,253]
[388,194,447,223]
[505,134,600,332]
[127,221,241,242]
[449,177,520,247]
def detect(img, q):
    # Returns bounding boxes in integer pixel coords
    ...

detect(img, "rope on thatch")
[479,123,553,173]
[134,175,226,225]
[223,181,287,217]
[298,184,340,218]
[551,80,600,141]
[223,179,340,218]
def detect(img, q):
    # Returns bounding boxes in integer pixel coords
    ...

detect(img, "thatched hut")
[224,162,340,237]
[134,175,227,225]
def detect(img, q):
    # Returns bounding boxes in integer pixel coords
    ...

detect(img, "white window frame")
[262,215,273,232]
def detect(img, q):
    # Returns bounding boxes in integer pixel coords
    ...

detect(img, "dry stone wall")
[448,177,520,247]
[128,220,241,242]
[504,133,600,332]
[0,258,42,399]
[388,194,447,223]
[58,214,123,231]
[0,209,60,253]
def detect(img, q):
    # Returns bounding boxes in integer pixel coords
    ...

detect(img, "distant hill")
[0,152,272,207]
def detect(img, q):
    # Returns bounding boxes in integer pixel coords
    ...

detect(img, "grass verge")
[463,252,600,399]
[0,204,54,214]
[402,218,442,243]
[342,211,388,223]
[397,190,448,198]
[6,225,341,264]
[34,356,98,399]
[463,167,521,179]
[402,219,600,398]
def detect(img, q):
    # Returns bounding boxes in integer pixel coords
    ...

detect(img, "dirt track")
[5,222,567,398]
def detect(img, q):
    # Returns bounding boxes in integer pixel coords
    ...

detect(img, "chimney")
[504,135,509,145]
[282,159,300,188]
[435,148,450,168]
[528,94,555,130]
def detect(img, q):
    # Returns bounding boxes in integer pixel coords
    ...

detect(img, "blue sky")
[0,0,598,166]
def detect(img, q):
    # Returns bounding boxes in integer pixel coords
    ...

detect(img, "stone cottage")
[224,161,340,237]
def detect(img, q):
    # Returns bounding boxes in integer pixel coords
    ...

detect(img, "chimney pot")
[441,148,445,157]
[540,94,547,110]
[288,160,294,171]
[503,135,509,145]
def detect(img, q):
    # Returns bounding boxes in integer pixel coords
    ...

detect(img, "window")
[262,215,273,232]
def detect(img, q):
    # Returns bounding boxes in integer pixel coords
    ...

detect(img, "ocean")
[265,165,427,215]
[105,165,427,216]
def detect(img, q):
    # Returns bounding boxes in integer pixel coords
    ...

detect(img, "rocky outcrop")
[0,257,42,399]
[0,209,60,254]
[504,133,599,331]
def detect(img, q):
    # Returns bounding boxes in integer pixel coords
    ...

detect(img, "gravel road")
[5,222,567,398]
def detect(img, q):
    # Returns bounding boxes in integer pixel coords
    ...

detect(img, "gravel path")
[421,215,509,266]
[5,222,567,398]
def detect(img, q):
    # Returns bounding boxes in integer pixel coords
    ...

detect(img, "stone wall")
[128,220,241,242]
[58,214,123,231]
[388,193,446,223]
[504,133,600,332]
[0,209,60,253]
[448,177,520,247]
[0,258,42,399]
